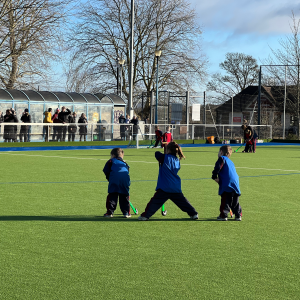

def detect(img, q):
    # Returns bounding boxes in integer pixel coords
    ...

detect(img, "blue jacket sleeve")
[212,157,224,180]
[103,159,113,181]
[155,151,164,165]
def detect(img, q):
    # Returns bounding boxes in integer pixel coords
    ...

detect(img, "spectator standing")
[119,114,126,140]
[11,108,18,142]
[68,112,77,142]
[130,115,139,140]
[3,109,18,142]
[78,113,88,141]
[51,108,60,141]
[43,108,53,142]
[125,114,130,124]
[58,106,71,142]
[20,109,31,142]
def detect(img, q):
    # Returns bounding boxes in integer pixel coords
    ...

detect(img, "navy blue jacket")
[212,156,241,196]
[155,152,182,193]
[103,157,130,195]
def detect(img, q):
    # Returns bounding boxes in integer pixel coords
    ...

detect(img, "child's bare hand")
[214,178,219,184]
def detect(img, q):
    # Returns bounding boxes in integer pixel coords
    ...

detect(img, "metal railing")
[0,122,273,142]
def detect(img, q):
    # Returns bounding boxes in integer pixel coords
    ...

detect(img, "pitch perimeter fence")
[0,123,272,142]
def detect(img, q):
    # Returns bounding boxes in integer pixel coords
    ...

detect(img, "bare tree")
[0,0,68,89]
[263,12,300,137]
[66,0,207,114]
[207,52,259,103]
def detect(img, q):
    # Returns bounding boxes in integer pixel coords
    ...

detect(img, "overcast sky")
[189,0,300,75]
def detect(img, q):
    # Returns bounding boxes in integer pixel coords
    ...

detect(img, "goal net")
[127,134,157,149]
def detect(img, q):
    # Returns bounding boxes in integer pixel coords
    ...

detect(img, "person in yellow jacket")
[43,108,53,142]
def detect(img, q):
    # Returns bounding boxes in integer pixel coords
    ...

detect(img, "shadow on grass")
[0,215,221,222]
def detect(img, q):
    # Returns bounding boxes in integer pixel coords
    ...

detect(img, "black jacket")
[21,113,31,123]
[58,109,71,123]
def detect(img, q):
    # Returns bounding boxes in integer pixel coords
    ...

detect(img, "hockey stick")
[161,204,167,216]
[129,201,138,214]
[235,143,246,153]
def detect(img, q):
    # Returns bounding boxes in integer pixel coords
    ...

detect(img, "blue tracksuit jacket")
[212,156,241,196]
[155,152,182,193]
[103,157,130,195]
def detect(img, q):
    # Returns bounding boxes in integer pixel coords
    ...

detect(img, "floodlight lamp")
[119,59,125,65]
[155,50,162,57]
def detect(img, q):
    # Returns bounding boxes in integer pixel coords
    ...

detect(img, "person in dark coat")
[58,106,71,142]
[130,116,139,140]
[68,112,77,142]
[119,114,126,140]
[78,113,88,141]
[20,108,31,142]
[3,109,18,142]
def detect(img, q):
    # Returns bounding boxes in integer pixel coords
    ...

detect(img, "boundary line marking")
[1,152,300,173]
[0,172,299,185]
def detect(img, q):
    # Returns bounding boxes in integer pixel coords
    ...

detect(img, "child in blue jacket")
[138,142,198,221]
[212,145,242,221]
[103,148,131,218]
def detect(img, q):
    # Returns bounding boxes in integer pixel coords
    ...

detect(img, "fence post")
[192,124,194,140]
[186,91,189,140]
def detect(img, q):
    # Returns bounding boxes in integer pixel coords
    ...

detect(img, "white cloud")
[190,0,300,35]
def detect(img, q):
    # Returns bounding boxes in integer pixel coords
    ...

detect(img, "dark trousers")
[106,193,130,215]
[43,125,50,142]
[68,132,75,142]
[19,131,28,142]
[244,138,256,153]
[57,126,67,142]
[52,126,58,141]
[154,139,162,147]
[219,191,242,218]
[141,189,198,219]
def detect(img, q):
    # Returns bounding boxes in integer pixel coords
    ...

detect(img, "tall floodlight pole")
[155,50,162,124]
[257,66,262,138]
[128,0,135,118]
[231,96,233,139]
[283,66,287,139]
[119,59,125,98]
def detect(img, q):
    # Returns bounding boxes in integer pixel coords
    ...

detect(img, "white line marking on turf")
[1,152,300,172]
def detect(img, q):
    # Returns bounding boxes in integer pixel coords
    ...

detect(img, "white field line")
[1,152,300,173]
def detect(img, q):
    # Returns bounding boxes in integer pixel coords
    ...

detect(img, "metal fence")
[0,123,272,143]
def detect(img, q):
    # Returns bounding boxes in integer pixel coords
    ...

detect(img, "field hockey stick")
[230,209,233,218]
[148,139,156,148]
[235,143,246,153]
[129,201,138,214]
[161,204,167,216]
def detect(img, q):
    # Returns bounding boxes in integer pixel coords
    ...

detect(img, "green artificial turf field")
[0,145,300,299]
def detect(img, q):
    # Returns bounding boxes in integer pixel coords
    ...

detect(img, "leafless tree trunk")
[66,0,207,115]
[0,0,68,89]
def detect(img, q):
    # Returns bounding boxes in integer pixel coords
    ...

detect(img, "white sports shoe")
[217,216,228,221]
[235,216,242,221]
[138,216,149,221]
[190,214,199,220]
